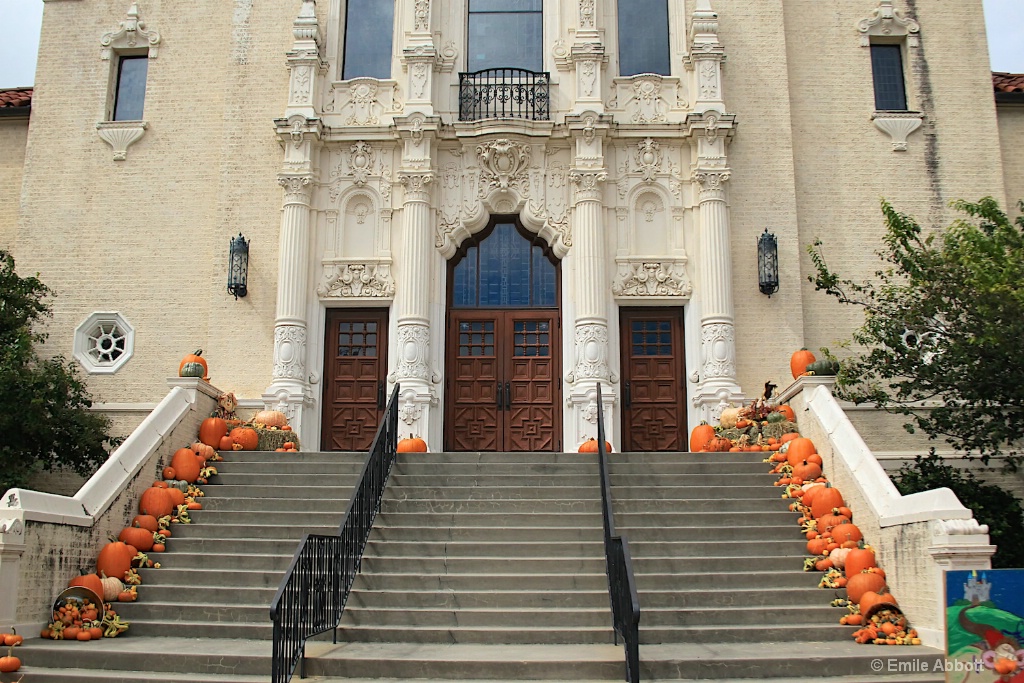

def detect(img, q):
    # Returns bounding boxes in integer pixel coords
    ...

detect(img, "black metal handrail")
[270,384,400,683]
[458,68,550,121]
[596,383,640,683]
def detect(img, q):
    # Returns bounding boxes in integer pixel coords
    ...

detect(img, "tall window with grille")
[870,44,908,111]
[467,0,542,72]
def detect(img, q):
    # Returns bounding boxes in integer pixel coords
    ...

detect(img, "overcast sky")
[1,0,1022,88]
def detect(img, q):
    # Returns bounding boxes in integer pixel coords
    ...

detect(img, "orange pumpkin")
[219,435,234,451]
[170,447,202,483]
[830,521,863,545]
[811,486,846,520]
[191,442,215,459]
[198,417,228,448]
[97,540,137,582]
[578,438,612,453]
[0,650,21,673]
[397,436,428,453]
[845,547,877,577]
[707,436,733,452]
[139,487,174,518]
[165,487,186,508]
[178,349,209,379]
[790,348,816,379]
[807,538,828,556]
[792,461,822,482]
[68,572,104,599]
[132,515,159,533]
[230,427,259,451]
[689,423,716,452]
[776,404,796,422]
[162,466,176,480]
[785,438,817,466]
[859,589,898,618]
[118,525,155,552]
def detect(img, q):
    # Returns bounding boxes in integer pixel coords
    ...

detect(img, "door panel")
[620,308,686,452]
[321,309,388,452]
[446,310,560,451]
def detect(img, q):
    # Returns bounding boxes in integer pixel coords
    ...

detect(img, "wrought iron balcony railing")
[458,68,550,122]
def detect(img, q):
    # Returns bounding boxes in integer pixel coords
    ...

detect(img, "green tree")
[0,251,119,494]
[808,197,1024,466]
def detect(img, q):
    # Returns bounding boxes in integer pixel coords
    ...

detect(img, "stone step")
[389,474,599,487]
[348,589,609,610]
[370,525,601,542]
[307,642,624,679]
[638,624,855,644]
[615,524,799,542]
[166,537,311,555]
[214,460,365,475]
[362,540,603,557]
[340,606,612,628]
[212,472,360,486]
[0,668,269,683]
[119,618,272,639]
[636,586,831,608]
[111,600,272,624]
[610,485,776,499]
[634,570,823,591]
[628,554,807,572]
[615,510,795,526]
[352,572,608,592]
[640,604,840,627]
[386,486,599,500]
[194,499,348,514]
[397,452,600,465]
[170,522,336,539]
[612,498,788,513]
[394,462,597,475]
[148,550,291,571]
[203,484,356,499]
[376,511,602,527]
[380,498,602,514]
[335,625,617,645]
[220,451,365,464]
[608,452,766,464]
[626,539,807,558]
[136,566,286,588]
[608,473,777,486]
[607,461,773,475]
[357,555,607,574]
[141,584,277,604]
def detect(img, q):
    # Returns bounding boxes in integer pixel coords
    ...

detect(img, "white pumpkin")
[253,410,288,428]
[719,407,741,429]
[829,547,851,570]
[100,573,124,602]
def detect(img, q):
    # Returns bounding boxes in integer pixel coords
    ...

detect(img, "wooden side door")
[620,308,686,452]
[321,309,388,452]
[446,310,561,451]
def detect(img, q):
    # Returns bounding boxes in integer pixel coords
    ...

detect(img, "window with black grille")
[870,44,908,111]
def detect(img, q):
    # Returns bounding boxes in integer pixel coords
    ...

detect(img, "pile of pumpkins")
[774,436,920,645]
[198,411,298,453]
[42,441,218,641]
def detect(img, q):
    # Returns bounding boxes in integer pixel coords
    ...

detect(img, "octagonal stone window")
[74,312,135,374]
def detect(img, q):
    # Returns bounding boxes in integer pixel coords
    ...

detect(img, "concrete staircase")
[8,450,946,682]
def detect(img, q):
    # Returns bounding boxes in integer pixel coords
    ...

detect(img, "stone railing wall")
[0,378,218,634]
[777,376,995,647]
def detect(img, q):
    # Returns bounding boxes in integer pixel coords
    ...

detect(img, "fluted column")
[692,169,743,421]
[389,171,437,441]
[566,169,615,449]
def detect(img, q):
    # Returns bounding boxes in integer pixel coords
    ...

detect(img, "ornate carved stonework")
[101,2,161,60]
[278,175,312,203]
[398,398,423,425]
[872,112,924,151]
[626,77,669,123]
[579,0,595,28]
[579,60,597,97]
[567,324,611,383]
[700,322,736,380]
[634,138,662,182]
[347,141,376,186]
[96,121,147,160]
[291,65,312,103]
[414,0,430,31]
[570,170,607,203]
[317,261,395,299]
[857,0,920,47]
[273,325,307,381]
[612,260,692,298]
[410,62,430,99]
[388,324,439,383]
[692,170,730,201]
[399,172,434,202]
[477,140,532,196]
[326,79,403,125]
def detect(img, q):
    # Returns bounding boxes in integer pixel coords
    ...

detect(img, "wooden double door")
[321,309,389,452]
[445,309,561,452]
[619,308,687,452]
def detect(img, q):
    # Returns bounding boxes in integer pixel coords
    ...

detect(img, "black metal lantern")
[227,233,249,299]
[757,228,779,297]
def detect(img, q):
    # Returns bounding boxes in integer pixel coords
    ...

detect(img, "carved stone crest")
[477,139,532,196]
[317,262,395,299]
[348,141,376,186]
[634,138,662,182]
[612,260,692,298]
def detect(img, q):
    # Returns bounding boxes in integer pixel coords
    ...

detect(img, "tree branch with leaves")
[808,197,1024,466]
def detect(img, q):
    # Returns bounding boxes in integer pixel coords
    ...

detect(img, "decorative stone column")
[690,167,744,422]
[264,173,315,432]
[389,170,439,442]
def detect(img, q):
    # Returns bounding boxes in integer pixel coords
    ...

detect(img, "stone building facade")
[2,0,1019,452]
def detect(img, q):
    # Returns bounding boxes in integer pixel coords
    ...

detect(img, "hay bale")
[256,428,300,451]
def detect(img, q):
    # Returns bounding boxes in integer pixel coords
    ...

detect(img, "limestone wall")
[998,103,1024,216]
[0,116,28,251]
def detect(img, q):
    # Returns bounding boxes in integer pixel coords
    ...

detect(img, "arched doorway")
[444,219,562,451]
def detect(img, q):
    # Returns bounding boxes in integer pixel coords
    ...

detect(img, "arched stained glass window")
[451,223,557,308]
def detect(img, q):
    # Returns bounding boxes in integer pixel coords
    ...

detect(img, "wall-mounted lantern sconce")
[227,233,249,299]
[757,228,779,297]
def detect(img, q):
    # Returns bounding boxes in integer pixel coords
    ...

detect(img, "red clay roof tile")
[0,88,32,108]
[994,72,1024,94]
